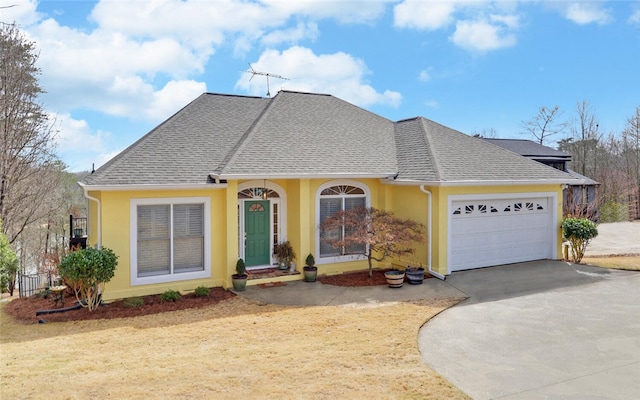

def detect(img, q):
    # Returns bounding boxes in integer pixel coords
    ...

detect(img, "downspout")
[83,188,101,249]
[420,185,446,280]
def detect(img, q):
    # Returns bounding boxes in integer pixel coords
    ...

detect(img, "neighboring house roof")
[481,138,598,185]
[567,169,600,186]
[81,91,580,188]
[482,138,571,163]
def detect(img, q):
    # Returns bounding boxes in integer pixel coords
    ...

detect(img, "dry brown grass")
[1,296,469,400]
[582,255,640,271]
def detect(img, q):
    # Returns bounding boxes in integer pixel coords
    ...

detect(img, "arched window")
[317,182,368,259]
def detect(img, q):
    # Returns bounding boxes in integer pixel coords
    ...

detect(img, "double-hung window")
[318,184,368,259]
[131,198,210,285]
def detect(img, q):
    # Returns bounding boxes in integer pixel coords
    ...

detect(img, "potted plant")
[232,258,248,291]
[405,256,425,285]
[273,240,296,271]
[384,270,405,288]
[303,253,317,282]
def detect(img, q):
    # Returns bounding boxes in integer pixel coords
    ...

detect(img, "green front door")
[244,200,271,266]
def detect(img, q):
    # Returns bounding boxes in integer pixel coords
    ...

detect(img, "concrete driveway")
[585,221,640,256]
[419,261,640,399]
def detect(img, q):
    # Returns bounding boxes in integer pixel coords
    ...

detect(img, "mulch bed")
[4,288,236,324]
[4,269,427,324]
[318,268,393,286]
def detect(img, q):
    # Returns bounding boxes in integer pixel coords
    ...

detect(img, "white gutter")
[77,183,227,192]
[388,178,583,187]
[420,185,446,280]
[83,188,101,249]
[211,172,398,180]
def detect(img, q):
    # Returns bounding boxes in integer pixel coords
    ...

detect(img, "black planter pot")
[303,266,318,282]
[405,267,425,285]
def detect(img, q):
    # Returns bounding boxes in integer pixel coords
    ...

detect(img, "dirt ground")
[1,270,468,400]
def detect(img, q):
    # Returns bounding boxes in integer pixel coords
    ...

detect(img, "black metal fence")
[18,272,50,298]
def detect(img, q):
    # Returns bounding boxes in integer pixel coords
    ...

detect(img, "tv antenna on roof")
[245,64,289,97]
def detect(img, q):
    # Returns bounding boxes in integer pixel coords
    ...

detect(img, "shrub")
[0,220,19,296]
[161,290,181,302]
[194,286,210,297]
[58,247,118,311]
[235,258,246,276]
[562,217,598,263]
[598,201,629,223]
[305,253,315,267]
[123,297,144,308]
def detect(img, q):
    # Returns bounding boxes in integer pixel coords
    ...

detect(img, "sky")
[3,0,640,172]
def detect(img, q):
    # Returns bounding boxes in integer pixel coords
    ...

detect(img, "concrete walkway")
[237,276,466,306]
[419,261,640,399]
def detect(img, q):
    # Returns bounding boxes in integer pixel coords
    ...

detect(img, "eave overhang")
[77,182,228,192]
[210,172,398,181]
[384,178,585,187]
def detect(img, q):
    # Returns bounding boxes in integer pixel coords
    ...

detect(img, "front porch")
[245,268,301,286]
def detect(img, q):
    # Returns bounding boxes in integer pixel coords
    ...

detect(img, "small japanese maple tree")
[320,207,425,277]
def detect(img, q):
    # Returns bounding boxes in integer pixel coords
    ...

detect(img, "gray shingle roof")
[217,91,397,178]
[81,91,579,187]
[394,118,577,183]
[82,93,270,186]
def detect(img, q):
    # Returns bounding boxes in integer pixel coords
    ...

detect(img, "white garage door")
[449,196,554,272]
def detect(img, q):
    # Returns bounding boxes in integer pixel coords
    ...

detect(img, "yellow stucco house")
[79,91,581,300]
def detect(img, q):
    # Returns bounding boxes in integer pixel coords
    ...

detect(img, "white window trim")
[130,197,211,286]
[237,181,287,268]
[315,179,370,265]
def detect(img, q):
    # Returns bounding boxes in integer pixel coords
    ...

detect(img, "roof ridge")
[416,117,445,181]
[213,93,279,176]
[204,92,263,99]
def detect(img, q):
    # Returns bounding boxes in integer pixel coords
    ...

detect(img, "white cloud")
[419,68,432,82]
[628,8,640,25]
[11,0,392,124]
[51,113,111,171]
[147,80,207,120]
[393,1,520,52]
[562,2,613,25]
[450,16,518,52]
[100,78,205,120]
[1,0,41,26]
[236,46,401,107]
[264,0,389,24]
[393,0,457,30]
[261,21,319,46]
[424,99,439,109]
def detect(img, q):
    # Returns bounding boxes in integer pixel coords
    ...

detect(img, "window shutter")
[319,198,342,257]
[137,205,170,276]
[174,204,204,272]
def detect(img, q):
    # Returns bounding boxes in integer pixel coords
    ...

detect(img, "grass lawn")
[0,296,469,399]
[582,255,640,271]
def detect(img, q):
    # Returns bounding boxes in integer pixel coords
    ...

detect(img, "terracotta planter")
[303,266,317,282]
[405,267,425,285]
[384,270,405,288]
